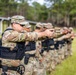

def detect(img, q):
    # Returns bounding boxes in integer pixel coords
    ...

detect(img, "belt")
[0,64,25,75]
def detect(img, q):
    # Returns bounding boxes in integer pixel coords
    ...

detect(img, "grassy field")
[74,28,76,32]
[49,28,76,75]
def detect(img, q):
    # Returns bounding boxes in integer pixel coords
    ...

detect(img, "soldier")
[21,22,35,75]
[67,27,74,56]
[32,22,47,75]
[34,22,43,32]
[62,27,71,58]
[40,23,55,72]
[54,27,66,63]
[1,15,53,75]
[55,27,72,59]
[54,27,71,61]
[22,22,44,75]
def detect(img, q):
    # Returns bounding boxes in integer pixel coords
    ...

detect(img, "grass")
[49,28,76,75]
[74,28,76,32]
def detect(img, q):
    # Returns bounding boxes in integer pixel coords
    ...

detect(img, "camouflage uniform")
[64,27,74,57]
[62,27,69,58]
[41,23,56,72]
[58,27,71,59]
[67,27,74,56]
[54,28,65,65]
[51,27,61,69]
[1,15,38,75]
[33,23,46,75]
[55,35,65,62]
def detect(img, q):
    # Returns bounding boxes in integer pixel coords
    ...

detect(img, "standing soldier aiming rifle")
[0,15,53,75]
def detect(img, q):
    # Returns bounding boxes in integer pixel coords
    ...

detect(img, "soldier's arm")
[3,29,52,42]
[3,31,38,42]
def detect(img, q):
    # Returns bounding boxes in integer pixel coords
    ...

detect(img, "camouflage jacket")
[2,26,38,50]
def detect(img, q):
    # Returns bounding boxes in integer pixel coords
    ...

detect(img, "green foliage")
[0,0,76,25]
[44,0,76,26]
[70,9,76,15]
[0,0,49,22]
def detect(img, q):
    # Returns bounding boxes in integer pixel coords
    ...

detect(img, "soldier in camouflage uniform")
[67,27,74,56]
[47,23,61,72]
[61,27,72,58]
[20,22,36,75]
[54,27,71,62]
[32,22,47,75]
[40,23,55,72]
[1,15,53,75]
[54,27,66,63]
[45,23,55,72]
[55,27,72,59]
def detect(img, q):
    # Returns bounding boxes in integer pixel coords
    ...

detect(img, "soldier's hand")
[37,29,54,38]
[44,29,54,37]
[71,33,75,39]
[64,34,71,39]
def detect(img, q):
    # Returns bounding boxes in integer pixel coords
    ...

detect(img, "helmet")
[11,15,26,25]
[69,27,73,31]
[43,23,53,29]
[36,22,43,28]
[11,15,31,27]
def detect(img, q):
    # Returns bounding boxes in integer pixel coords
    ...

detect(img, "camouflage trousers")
[32,55,46,75]
[49,50,56,70]
[0,58,20,75]
[21,56,46,75]
[58,45,65,61]
[64,43,68,58]
[0,69,20,75]
[42,51,52,71]
[42,50,56,72]
[33,61,46,75]
[21,57,35,75]
[67,43,72,56]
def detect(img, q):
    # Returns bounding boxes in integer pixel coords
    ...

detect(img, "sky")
[28,0,44,5]
[35,0,44,5]
[28,0,52,8]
